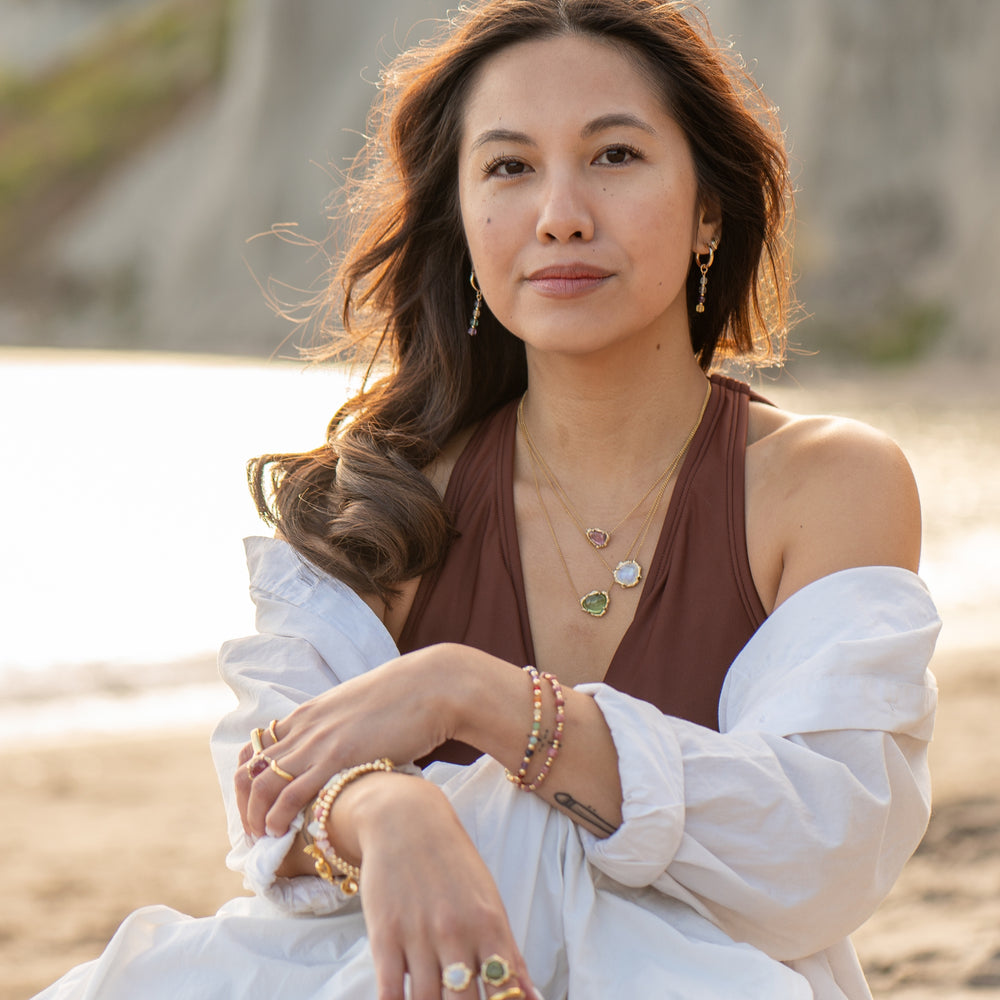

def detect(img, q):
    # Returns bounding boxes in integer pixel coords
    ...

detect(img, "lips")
[526,263,613,297]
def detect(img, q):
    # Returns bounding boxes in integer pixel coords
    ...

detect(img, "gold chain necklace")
[519,382,712,617]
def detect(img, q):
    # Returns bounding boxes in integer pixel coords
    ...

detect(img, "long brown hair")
[250,0,794,601]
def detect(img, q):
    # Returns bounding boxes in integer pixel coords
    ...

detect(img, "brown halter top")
[400,374,769,765]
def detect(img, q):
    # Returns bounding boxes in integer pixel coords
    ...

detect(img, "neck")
[519,337,711,496]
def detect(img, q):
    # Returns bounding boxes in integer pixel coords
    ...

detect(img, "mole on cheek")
[486,217,491,224]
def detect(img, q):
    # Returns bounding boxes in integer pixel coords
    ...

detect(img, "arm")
[579,567,938,959]
[574,419,936,959]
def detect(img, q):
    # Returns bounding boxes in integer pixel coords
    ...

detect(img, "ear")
[694,192,722,253]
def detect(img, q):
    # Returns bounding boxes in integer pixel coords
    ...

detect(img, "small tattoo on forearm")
[554,792,618,836]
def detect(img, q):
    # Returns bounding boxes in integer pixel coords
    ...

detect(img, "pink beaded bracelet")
[505,666,543,788]
[524,672,565,792]
[304,757,394,895]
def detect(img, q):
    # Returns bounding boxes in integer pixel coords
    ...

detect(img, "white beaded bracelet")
[303,758,394,895]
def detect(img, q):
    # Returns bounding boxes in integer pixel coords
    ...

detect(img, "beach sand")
[4,641,999,999]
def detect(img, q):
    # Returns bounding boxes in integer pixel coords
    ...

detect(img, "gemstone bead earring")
[467,270,482,336]
[694,236,719,314]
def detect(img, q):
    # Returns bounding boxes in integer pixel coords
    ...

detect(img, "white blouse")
[37,535,939,1000]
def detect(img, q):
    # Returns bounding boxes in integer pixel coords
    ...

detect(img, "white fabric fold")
[35,539,939,1000]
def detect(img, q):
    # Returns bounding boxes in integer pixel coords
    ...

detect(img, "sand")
[3,640,998,999]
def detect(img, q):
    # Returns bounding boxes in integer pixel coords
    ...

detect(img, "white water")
[0,349,358,741]
[1,350,996,744]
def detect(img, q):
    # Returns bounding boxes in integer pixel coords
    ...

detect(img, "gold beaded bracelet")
[303,758,394,895]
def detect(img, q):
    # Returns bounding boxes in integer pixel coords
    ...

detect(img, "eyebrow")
[469,112,657,151]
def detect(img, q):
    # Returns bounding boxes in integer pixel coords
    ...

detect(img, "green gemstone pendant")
[580,590,610,617]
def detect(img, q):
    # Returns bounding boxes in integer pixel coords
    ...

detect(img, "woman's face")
[458,32,718,360]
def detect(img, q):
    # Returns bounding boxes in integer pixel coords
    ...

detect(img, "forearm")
[447,645,623,838]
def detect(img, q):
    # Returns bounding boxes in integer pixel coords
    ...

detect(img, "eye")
[482,154,530,178]
[594,144,643,166]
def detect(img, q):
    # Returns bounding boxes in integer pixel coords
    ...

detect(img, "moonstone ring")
[441,961,474,992]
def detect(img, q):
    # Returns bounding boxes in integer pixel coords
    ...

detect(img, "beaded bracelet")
[504,666,543,788]
[506,668,565,792]
[303,757,394,895]
[524,672,565,792]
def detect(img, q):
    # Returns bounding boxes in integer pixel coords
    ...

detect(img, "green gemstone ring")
[481,954,512,987]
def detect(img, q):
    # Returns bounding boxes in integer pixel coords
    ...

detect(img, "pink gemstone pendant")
[586,528,610,549]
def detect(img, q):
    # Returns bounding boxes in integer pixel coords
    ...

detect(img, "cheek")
[464,202,519,284]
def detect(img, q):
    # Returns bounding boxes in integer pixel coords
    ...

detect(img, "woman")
[37,2,938,998]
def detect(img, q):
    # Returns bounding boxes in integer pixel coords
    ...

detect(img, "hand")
[235,643,464,838]
[350,774,538,1000]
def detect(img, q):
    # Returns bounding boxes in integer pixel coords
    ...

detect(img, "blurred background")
[2,0,997,359]
[1,3,999,996]
[2,0,997,732]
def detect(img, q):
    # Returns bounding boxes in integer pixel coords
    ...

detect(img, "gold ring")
[489,989,525,1000]
[267,718,280,744]
[246,754,269,780]
[250,728,265,755]
[480,955,512,988]
[441,961,474,992]
[268,757,295,782]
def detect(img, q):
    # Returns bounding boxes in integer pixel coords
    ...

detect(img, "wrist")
[414,642,484,745]
[332,770,436,863]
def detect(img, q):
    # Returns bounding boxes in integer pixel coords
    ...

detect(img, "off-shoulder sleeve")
[209,536,402,915]
[577,566,939,962]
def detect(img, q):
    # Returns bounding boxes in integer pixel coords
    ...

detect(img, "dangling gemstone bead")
[580,591,610,617]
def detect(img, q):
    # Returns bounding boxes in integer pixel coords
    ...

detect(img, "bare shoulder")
[422,423,479,499]
[746,399,921,611]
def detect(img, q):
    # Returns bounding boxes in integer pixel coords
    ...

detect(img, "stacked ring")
[481,955,512,987]
[441,961,474,992]
[250,728,265,755]
[268,757,294,782]
[246,754,294,782]
[489,989,525,1000]
[267,718,280,744]
[246,755,267,780]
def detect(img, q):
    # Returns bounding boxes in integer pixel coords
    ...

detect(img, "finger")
[245,756,321,838]
[479,948,535,1000]
[234,765,252,834]
[440,957,477,999]
[405,949,442,1000]
[369,932,406,1000]
[243,757,301,837]
[263,772,322,838]
[265,717,282,747]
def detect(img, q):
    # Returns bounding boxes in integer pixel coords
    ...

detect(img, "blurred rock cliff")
[2,0,995,361]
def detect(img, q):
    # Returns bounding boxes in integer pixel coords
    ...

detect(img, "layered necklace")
[518,381,711,617]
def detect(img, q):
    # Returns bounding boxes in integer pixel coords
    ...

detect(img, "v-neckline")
[498,378,721,682]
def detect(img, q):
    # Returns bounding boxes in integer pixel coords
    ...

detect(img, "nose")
[535,169,595,244]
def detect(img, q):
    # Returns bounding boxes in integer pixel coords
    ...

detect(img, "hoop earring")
[467,270,482,336]
[694,236,719,314]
